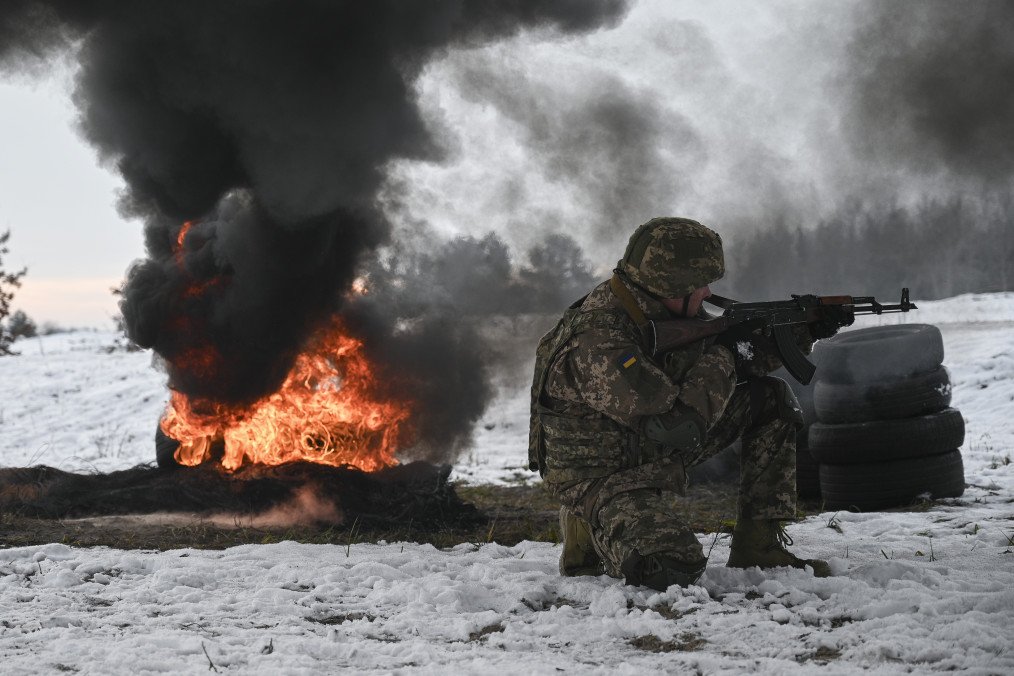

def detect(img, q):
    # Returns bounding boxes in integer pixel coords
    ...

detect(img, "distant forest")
[721,197,1014,302]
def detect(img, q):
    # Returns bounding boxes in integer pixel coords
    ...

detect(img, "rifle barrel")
[852,302,918,315]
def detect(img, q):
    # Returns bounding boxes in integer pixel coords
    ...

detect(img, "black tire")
[813,366,952,424]
[809,407,965,464]
[818,324,944,384]
[796,432,821,499]
[155,424,181,469]
[819,450,965,511]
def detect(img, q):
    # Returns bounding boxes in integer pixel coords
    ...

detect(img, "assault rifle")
[650,288,917,385]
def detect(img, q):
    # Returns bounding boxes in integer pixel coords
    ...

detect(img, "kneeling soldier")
[529,217,832,590]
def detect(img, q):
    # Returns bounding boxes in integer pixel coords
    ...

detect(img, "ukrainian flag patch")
[620,353,638,369]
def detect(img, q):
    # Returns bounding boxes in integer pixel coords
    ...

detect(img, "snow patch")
[0,295,1013,671]
[735,340,755,360]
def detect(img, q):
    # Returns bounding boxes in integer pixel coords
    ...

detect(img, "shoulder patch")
[619,352,638,369]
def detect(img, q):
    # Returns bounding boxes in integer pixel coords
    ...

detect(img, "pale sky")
[0,67,144,328]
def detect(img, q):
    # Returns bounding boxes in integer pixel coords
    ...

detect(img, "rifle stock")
[650,316,730,354]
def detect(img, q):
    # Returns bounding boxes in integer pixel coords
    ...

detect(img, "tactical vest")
[528,298,671,484]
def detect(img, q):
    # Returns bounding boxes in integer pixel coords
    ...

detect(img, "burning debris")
[160,316,410,472]
[0,1,627,479]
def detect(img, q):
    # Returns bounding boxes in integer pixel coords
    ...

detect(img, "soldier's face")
[662,285,712,317]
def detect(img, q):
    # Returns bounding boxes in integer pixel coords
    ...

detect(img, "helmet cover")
[618,217,725,297]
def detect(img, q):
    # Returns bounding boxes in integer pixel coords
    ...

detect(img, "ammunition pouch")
[540,411,629,481]
[539,410,678,484]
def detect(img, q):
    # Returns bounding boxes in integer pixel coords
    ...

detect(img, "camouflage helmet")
[618,217,724,297]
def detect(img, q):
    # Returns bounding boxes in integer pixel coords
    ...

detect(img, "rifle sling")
[609,274,651,337]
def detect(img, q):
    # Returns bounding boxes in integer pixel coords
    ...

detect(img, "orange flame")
[174,221,226,299]
[160,318,412,471]
[161,221,408,471]
[176,220,194,252]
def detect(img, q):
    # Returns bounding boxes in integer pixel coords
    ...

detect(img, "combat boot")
[558,507,603,576]
[621,551,707,591]
[727,519,831,577]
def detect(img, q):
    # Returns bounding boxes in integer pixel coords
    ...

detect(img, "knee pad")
[621,551,707,591]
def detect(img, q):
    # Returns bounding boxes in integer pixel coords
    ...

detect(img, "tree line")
[721,197,1013,302]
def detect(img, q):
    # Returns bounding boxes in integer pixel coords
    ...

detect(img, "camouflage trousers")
[547,376,801,580]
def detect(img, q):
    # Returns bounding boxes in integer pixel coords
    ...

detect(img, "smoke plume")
[341,228,597,459]
[452,59,703,241]
[842,0,1014,184]
[0,0,627,457]
[720,0,1014,302]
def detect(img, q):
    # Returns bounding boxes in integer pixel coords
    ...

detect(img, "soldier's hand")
[714,319,778,378]
[714,319,770,357]
[808,319,839,340]
[809,305,851,340]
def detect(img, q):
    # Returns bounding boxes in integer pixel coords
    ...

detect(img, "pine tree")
[7,310,37,340]
[0,230,28,356]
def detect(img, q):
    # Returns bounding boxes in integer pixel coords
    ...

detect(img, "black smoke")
[0,0,627,457]
[843,0,1014,183]
[344,229,596,458]
[449,55,704,244]
[362,227,597,317]
[725,2,1014,301]
[725,0,1014,303]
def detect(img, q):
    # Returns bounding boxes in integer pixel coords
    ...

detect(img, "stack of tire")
[807,324,966,510]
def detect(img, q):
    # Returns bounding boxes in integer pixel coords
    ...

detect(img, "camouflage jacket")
[530,277,737,484]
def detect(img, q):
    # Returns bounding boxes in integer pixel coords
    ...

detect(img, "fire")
[176,219,194,251]
[160,220,409,471]
[350,276,369,296]
[174,220,226,299]
[160,318,412,471]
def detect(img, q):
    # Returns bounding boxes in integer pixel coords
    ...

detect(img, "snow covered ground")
[1,293,1012,673]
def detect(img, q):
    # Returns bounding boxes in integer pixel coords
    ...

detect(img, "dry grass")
[0,481,831,551]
